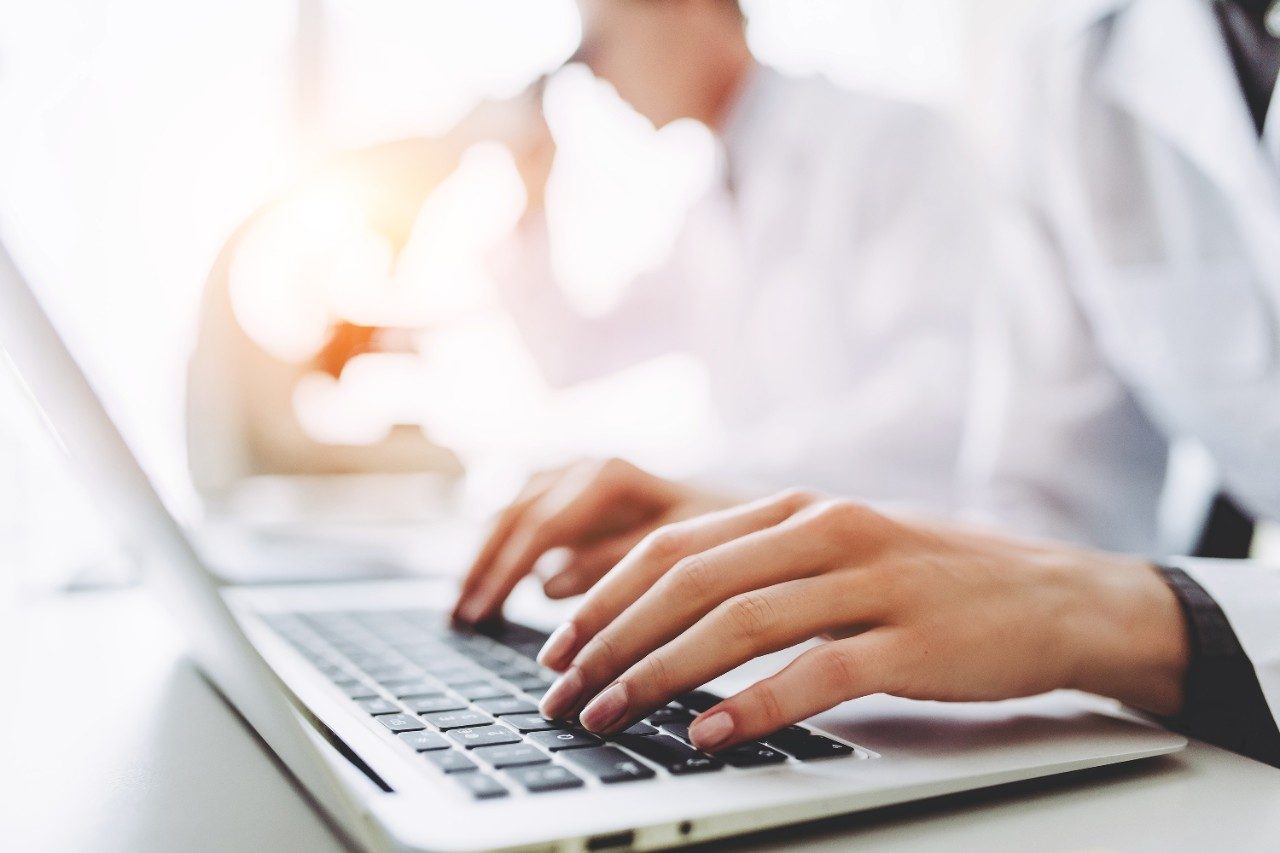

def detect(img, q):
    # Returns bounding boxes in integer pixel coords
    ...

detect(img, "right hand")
[453,458,736,624]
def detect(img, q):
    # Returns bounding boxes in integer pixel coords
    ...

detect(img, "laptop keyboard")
[262,609,863,800]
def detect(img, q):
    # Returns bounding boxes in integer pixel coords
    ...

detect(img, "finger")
[577,574,881,734]
[563,508,856,724]
[463,460,655,622]
[536,489,821,674]
[687,632,899,752]
[541,528,648,599]
[454,469,560,615]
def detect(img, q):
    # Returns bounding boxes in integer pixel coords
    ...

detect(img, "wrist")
[1061,556,1190,716]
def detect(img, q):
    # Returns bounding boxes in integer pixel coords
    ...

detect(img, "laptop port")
[586,830,636,851]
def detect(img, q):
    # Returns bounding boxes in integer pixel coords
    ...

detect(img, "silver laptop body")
[0,238,1185,852]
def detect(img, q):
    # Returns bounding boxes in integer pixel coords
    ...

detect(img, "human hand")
[452,458,735,625]
[533,489,1189,753]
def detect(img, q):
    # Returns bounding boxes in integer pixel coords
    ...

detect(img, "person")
[485,0,989,514]
[453,0,1280,768]
[189,0,991,518]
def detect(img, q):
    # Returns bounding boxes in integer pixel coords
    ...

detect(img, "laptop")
[0,237,1185,852]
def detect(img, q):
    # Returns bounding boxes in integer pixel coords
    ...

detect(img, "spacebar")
[612,734,723,774]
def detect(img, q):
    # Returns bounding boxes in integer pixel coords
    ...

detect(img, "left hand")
[534,489,1189,753]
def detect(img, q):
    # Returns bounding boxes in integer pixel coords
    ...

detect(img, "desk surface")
[10,588,1280,853]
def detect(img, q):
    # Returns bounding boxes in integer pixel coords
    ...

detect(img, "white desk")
[10,588,1280,852]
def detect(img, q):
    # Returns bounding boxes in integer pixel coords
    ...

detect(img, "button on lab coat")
[972,0,1280,723]
[490,67,993,512]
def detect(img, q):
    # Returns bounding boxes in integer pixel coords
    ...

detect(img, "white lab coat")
[490,66,993,512]
[974,0,1280,726]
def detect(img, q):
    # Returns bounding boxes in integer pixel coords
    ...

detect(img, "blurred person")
[483,0,989,510]
[189,0,991,513]
[453,0,1280,771]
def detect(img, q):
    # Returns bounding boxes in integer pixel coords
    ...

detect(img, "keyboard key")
[375,713,425,733]
[527,729,603,751]
[425,749,478,774]
[675,690,722,713]
[474,697,538,716]
[645,706,693,726]
[448,725,523,749]
[452,681,511,701]
[619,721,658,736]
[719,742,788,767]
[658,722,693,743]
[489,663,533,680]
[472,743,550,769]
[507,764,584,793]
[381,680,444,698]
[508,674,554,693]
[438,670,491,687]
[482,620,553,660]
[356,698,400,716]
[613,735,723,775]
[452,772,509,800]
[402,695,468,715]
[340,682,380,700]
[502,715,568,733]
[561,746,657,784]
[765,724,810,739]
[423,710,493,730]
[763,731,854,760]
[398,731,450,752]
[419,662,477,679]
[364,665,422,682]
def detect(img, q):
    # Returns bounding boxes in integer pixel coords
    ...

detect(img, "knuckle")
[721,592,779,643]
[580,631,625,681]
[812,645,859,696]
[595,456,631,481]
[668,554,717,599]
[774,487,825,511]
[806,499,877,541]
[752,681,786,730]
[638,653,674,693]
[640,525,689,563]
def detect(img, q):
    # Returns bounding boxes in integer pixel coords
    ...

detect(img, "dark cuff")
[1157,566,1280,767]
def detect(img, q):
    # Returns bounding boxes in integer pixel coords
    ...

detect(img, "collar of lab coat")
[1096,0,1275,207]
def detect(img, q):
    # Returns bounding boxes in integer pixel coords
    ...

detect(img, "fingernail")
[689,711,734,752]
[539,667,584,719]
[537,622,578,670]
[579,682,629,733]
[456,597,487,625]
[542,573,574,598]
